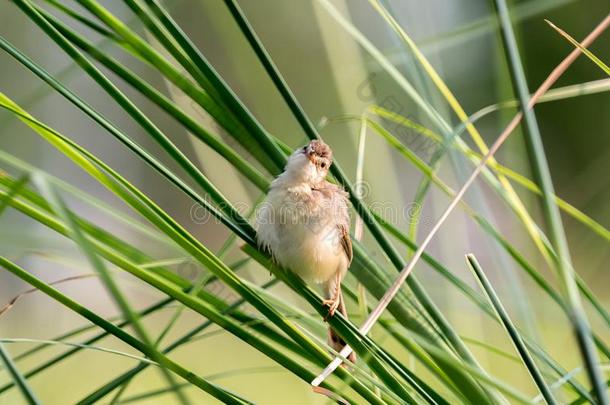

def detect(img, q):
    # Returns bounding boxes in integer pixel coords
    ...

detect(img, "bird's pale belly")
[273,220,346,284]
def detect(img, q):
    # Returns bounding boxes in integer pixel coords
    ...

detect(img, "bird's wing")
[338,223,353,265]
[319,181,352,266]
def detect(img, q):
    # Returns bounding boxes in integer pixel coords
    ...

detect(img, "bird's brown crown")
[307,139,332,160]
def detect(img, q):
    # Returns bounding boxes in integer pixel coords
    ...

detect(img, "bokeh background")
[0,0,608,403]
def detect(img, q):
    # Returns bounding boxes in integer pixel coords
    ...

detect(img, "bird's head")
[283,139,333,185]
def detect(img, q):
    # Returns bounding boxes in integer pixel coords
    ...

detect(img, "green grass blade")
[75,278,289,405]
[121,0,214,90]
[409,0,575,54]
[229,284,436,404]
[415,227,593,399]
[12,0,255,241]
[371,157,610,356]
[352,115,610,333]
[0,152,170,246]
[136,203,264,403]
[0,174,29,216]
[10,323,98,363]
[246,281,438,404]
[42,0,123,42]
[33,175,189,405]
[0,257,252,404]
[366,106,610,244]
[382,318,533,404]
[0,339,158,365]
[71,0,281,174]
[0,344,40,405]
[527,348,596,403]
[464,78,610,126]
[570,380,610,405]
[375,215,601,401]
[492,2,608,402]
[546,20,610,75]
[0,34,252,244]
[139,0,286,172]
[405,332,533,404]
[114,367,279,404]
[466,254,557,405]
[243,245,488,405]
[359,109,610,330]
[0,175,174,275]
[34,0,279,176]
[34,6,269,191]
[0,296,174,395]
[223,0,320,146]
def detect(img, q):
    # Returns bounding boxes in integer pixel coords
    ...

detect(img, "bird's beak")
[305,147,316,164]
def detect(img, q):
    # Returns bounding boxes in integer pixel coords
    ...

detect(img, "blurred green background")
[0,0,608,403]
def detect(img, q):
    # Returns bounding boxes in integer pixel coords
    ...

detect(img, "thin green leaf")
[0,174,29,216]
[352,116,610,334]
[466,254,557,405]
[34,5,269,191]
[0,152,170,246]
[116,367,282,404]
[68,0,281,175]
[33,175,189,405]
[390,326,534,405]
[0,257,252,404]
[140,0,286,171]
[11,0,254,243]
[0,338,158,365]
[42,0,123,42]
[0,344,40,405]
[0,34,253,245]
[546,20,610,75]
[366,106,610,244]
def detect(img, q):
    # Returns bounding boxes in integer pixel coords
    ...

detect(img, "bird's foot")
[323,297,340,321]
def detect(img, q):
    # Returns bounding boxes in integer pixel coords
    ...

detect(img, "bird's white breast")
[256,185,347,283]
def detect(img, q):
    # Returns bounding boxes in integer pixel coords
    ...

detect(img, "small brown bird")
[256,139,355,363]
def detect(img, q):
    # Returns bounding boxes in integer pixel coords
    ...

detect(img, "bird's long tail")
[328,290,356,364]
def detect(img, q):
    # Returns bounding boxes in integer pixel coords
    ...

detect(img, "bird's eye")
[321,162,326,168]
